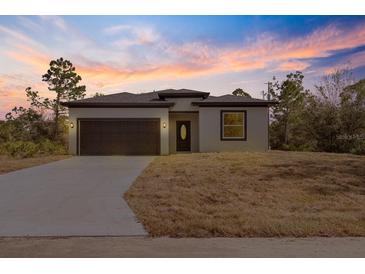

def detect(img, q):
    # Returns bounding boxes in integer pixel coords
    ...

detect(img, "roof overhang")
[191,101,278,107]
[158,92,210,99]
[60,102,175,108]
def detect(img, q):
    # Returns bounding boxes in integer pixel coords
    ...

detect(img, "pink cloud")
[275,60,310,72]
[0,73,54,119]
[3,22,365,84]
[5,44,51,73]
[221,23,365,72]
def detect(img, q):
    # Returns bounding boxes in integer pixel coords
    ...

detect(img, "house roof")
[191,94,277,106]
[157,89,210,99]
[61,89,275,108]
[61,92,174,108]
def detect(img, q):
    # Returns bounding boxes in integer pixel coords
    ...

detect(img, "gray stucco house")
[61,89,275,155]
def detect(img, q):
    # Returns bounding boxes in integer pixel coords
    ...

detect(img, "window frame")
[220,110,247,141]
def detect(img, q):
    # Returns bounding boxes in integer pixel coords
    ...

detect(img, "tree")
[3,106,48,142]
[41,58,86,139]
[340,78,365,134]
[306,68,354,152]
[339,78,365,153]
[232,88,251,97]
[315,68,353,106]
[93,92,105,97]
[303,95,342,152]
[0,58,86,156]
[2,88,54,143]
[269,71,309,149]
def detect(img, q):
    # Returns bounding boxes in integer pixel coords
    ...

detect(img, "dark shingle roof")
[61,89,275,107]
[157,89,210,99]
[61,92,174,108]
[192,94,277,106]
[67,92,158,103]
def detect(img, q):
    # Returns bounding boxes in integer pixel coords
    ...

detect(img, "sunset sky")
[1,15,365,118]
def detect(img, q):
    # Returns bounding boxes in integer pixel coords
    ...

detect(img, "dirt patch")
[125,151,365,237]
[0,236,365,257]
[0,155,70,174]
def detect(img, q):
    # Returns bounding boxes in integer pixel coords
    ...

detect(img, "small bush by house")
[0,140,67,158]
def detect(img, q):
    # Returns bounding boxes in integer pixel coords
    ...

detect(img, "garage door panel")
[79,119,160,155]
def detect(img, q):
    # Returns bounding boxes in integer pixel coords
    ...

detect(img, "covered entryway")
[78,118,160,155]
[168,112,199,153]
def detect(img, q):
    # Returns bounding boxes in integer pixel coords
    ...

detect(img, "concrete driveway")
[0,156,153,236]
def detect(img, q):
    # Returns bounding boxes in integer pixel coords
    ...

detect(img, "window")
[180,124,187,140]
[221,111,246,140]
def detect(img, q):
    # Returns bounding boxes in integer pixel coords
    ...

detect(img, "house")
[61,89,275,155]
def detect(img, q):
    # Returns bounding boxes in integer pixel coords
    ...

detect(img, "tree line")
[269,70,365,154]
[269,69,365,154]
[234,69,365,154]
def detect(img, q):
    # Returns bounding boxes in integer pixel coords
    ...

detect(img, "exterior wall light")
[70,122,74,128]
[162,122,167,128]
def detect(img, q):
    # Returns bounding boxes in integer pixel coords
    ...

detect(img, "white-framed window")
[221,111,246,140]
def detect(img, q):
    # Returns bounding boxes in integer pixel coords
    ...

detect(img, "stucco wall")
[68,108,169,155]
[199,107,269,152]
[168,112,199,153]
[165,98,200,112]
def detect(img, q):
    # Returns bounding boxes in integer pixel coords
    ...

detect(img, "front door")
[176,121,191,152]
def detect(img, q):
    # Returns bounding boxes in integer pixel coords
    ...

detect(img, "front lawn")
[125,151,365,237]
[0,155,70,175]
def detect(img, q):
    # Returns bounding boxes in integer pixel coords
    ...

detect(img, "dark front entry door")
[176,121,191,152]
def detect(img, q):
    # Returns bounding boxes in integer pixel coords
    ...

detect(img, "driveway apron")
[0,156,152,236]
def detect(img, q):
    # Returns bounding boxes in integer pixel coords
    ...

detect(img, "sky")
[1,15,365,118]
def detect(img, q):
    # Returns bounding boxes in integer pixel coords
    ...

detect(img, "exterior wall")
[199,107,269,152]
[165,98,200,112]
[168,112,199,153]
[68,108,169,155]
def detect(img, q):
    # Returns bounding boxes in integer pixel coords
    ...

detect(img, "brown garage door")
[78,118,160,155]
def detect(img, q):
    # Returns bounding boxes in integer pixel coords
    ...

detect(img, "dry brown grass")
[0,155,70,174]
[125,151,365,237]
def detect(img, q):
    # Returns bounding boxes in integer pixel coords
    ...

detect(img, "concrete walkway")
[0,237,364,257]
[0,156,153,236]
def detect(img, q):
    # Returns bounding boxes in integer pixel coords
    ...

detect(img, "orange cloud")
[215,23,365,73]
[0,76,57,119]
[275,60,310,72]
[0,77,28,118]
[1,18,365,118]
[5,44,50,73]
[2,21,365,96]
[77,57,266,89]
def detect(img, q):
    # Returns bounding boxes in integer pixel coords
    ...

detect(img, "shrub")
[1,141,39,158]
[0,140,67,158]
[38,139,67,155]
[281,144,291,151]
[350,140,365,155]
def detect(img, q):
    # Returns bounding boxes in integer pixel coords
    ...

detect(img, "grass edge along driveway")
[0,155,70,175]
[125,151,365,237]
